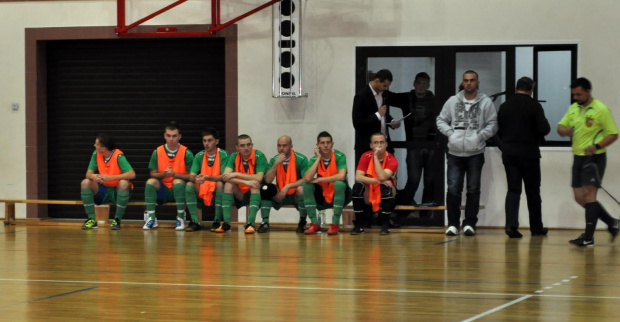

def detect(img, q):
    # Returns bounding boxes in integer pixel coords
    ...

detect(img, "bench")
[0,199,194,226]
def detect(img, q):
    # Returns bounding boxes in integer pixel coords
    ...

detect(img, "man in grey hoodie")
[436,70,498,236]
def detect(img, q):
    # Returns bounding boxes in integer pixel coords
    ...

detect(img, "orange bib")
[366,155,388,212]
[198,149,221,206]
[156,145,189,189]
[317,151,338,203]
[276,150,297,195]
[235,149,256,193]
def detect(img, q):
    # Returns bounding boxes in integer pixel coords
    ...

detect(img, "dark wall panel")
[46,37,226,220]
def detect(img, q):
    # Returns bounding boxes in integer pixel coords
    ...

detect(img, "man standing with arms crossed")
[261,135,309,233]
[558,77,619,247]
[437,70,498,236]
[186,128,229,232]
[219,134,268,234]
[497,77,550,238]
[143,122,194,230]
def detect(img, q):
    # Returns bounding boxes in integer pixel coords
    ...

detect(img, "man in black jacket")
[352,69,408,165]
[497,77,551,238]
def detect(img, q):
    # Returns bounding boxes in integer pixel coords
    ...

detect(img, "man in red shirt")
[351,132,398,235]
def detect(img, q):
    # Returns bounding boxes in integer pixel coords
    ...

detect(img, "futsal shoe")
[175,217,186,231]
[445,226,458,236]
[143,218,158,230]
[327,224,339,235]
[257,222,270,233]
[505,227,523,238]
[110,218,121,230]
[463,225,476,236]
[210,221,221,232]
[350,220,365,235]
[531,228,549,236]
[296,219,307,233]
[609,219,619,242]
[304,223,321,234]
[569,234,594,247]
[214,222,231,233]
[185,221,202,232]
[244,223,256,234]
[380,221,391,235]
[81,218,98,230]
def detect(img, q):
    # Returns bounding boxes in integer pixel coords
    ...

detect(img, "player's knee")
[352,182,365,198]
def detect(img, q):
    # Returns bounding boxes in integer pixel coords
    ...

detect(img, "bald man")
[260,135,309,233]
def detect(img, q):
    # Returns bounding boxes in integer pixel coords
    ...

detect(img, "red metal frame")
[115,0,282,37]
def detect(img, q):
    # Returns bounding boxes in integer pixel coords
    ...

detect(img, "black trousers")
[502,155,544,232]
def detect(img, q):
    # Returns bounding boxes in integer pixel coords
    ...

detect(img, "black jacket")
[352,85,408,153]
[497,93,550,158]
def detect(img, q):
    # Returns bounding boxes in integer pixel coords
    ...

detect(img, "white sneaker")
[143,218,158,230]
[445,226,459,236]
[175,217,186,231]
[463,225,476,236]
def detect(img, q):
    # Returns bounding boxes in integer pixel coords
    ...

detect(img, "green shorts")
[94,184,132,204]
[314,184,353,211]
[272,194,298,210]
[233,191,252,209]
[156,182,177,204]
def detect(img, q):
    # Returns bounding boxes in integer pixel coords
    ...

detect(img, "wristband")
[595,143,602,150]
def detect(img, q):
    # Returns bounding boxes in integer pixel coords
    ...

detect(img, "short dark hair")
[463,70,479,79]
[516,77,536,91]
[317,131,333,143]
[369,132,386,143]
[570,77,592,91]
[237,134,252,144]
[165,121,180,133]
[414,72,431,82]
[96,133,116,150]
[202,127,219,140]
[374,69,393,83]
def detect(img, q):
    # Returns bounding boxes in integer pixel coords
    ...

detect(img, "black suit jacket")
[352,84,408,154]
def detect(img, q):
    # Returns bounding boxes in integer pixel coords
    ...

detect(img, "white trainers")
[143,218,158,230]
[175,217,186,231]
[445,226,459,236]
[463,225,476,236]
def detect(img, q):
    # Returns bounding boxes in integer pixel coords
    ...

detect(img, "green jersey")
[559,99,619,156]
[87,150,133,173]
[225,149,268,174]
[190,148,229,174]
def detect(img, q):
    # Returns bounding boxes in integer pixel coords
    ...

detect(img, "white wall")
[2,0,620,228]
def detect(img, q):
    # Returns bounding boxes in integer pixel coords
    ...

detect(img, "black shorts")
[572,153,606,188]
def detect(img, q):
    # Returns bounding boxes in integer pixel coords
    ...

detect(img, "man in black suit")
[352,69,408,165]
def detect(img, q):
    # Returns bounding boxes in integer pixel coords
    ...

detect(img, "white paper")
[390,112,411,124]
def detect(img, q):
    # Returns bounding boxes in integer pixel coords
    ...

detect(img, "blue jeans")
[446,153,484,228]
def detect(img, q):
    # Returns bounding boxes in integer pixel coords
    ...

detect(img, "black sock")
[584,202,599,240]
[596,201,615,226]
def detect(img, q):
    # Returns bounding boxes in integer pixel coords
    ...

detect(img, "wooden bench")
[0,199,195,226]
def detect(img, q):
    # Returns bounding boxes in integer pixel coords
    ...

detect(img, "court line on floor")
[0,286,97,309]
[1,278,620,300]
[461,295,532,322]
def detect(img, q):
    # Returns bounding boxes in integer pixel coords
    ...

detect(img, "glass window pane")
[537,50,572,142]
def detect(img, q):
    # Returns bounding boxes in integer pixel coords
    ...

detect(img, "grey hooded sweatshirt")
[436,91,498,157]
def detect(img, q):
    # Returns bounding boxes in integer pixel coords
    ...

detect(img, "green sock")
[114,189,130,220]
[222,192,233,224]
[145,183,157,219]
[185,185,198,222]
[260,199,272,223]
[303,183,318,224]
[332,181,346,224]
[247,193,261,224]
[81,188,96,220]
[173,183,186,218]
[297,195,306,220]
[214,189,223,221]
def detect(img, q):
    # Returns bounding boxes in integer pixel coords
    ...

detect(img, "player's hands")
[314,146,321,158]
[195,174,206,184]
[274,153,286,165]
[163,166,175,177]
[246,180,261,189]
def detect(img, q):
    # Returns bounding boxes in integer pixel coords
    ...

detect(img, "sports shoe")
[244,223,256,234]
[304,223,321,234]
[175,217,186,231]
[505,227,522,238]
[380,221,391,235]
[143,218,158,230]
[569,234,594,247]
[214,222,231,233]
[327,223,339,235]
[81,218,98,230]
[257,222,270,233]
[463,225,476,236]
[210,221,221,232]
[296,219,307,233]
[531,228,549,236]
[110,218,121,230]
[350,221,365,235]
[445,226,458,236]
[185,221,202,232]
[609,219,619,242]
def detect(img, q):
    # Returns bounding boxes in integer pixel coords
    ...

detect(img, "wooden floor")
[1,224,620,321]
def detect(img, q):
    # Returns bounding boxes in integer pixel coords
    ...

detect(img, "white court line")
[462,295,533,322]
[1,278,620,300]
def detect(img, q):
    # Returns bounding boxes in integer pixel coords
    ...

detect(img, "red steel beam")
[116,0,282,37]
